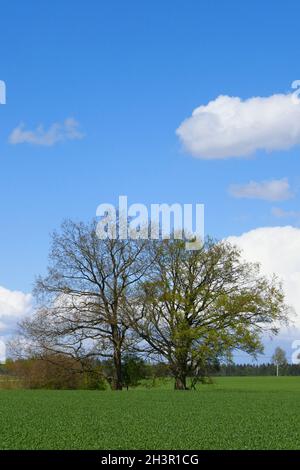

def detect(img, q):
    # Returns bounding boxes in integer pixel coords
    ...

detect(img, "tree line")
[212,363,300,376]
[9,218,288,390]
[2,353,299,390]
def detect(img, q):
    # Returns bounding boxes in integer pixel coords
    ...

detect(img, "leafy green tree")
[131,238,288,390]
[122,354,147,389]
[272,347,288,376]
[272,347,287,366]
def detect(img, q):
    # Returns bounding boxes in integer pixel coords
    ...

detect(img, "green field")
[0,377,300,450]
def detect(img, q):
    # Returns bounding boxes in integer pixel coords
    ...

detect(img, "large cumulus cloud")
[177,93,300,159]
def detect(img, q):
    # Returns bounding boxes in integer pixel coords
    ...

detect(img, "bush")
[122,355,148,389]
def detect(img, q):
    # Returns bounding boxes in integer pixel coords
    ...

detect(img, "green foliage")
[122,355,148,389]
[272,347,288,366]
[81,371,107,390]
[135,238,288,389]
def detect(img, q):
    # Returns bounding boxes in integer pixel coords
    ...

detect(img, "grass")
[0,377,300,450]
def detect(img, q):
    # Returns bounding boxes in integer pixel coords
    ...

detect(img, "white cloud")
[229,178,293,201]
[9,117,84,146]
[176,93,300,159]
[0,286,32,335]
[227,226,300,332]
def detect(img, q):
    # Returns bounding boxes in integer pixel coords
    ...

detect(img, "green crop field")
[0,377,300,450]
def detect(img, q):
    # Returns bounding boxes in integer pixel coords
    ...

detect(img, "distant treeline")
[210,363,300,377]
[1,356,300,390]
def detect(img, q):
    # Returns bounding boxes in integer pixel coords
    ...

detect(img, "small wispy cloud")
[229,178,293,201]
[9,117,84,146]
[271,207,300,218]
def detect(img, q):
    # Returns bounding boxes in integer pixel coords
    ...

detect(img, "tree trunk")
[112,348,123,390]
[174,375,188,390]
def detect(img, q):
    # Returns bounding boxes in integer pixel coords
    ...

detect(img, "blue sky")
[1,0,300,360]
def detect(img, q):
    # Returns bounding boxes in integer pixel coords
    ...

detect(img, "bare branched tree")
[19,219,151,390]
